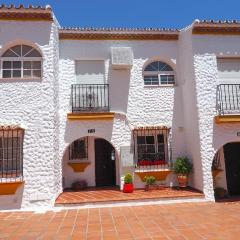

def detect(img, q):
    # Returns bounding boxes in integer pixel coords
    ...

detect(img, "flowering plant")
[138,160,166,166]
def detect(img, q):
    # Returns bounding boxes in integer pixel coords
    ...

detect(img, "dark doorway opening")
[95,138,116,187]
[224,142,240,196]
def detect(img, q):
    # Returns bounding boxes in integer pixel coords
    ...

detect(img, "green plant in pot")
[144,176,157,191]
[173,157,192,188]
[123,173,134,193]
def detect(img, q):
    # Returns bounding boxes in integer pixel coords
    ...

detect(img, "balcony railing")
[71,84,109,112]
[217,84,240,115]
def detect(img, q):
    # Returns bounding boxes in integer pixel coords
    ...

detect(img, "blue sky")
[2,0,240,29]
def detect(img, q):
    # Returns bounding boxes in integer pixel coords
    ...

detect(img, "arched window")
[143,61,175,86]
[1,45,42,78]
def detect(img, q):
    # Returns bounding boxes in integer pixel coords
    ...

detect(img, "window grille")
[133,127,171,169]
[0,127,24,182]
[69,137,88,160]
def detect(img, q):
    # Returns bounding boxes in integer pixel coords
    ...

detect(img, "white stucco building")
[0,5,240,210]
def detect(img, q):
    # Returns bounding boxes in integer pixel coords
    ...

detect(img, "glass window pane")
[33,70,41,78]
[23,61,31,69]
[3,70,11,78]
[32,61,41,69]
[146,136,154,144]
[22,45,33,56]
[23,70,31,77]
[12,70,21,78]
[144,76,159,85]
[137,136,145,144]
[157,134,164,143]
[13,61,21,69]
[25,49,41,57]
[2,49,18,57]
[2,61,11,69]
[10,45,22,56]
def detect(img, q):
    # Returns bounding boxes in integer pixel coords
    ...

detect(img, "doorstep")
[55,187,204,207]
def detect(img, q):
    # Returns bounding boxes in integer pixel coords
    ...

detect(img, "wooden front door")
[224,143,240,195]
[95,139,116,187]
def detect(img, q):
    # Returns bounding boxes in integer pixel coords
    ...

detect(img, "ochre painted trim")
[67,112,115,120]
[215,115,240,124]
[0,181,24,195]
[135,170,172,182]
[68,162,90,172]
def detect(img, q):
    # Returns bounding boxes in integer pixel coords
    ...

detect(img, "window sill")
[0,77,42,81]
[144,84,176,88]
[0,181,24,195]
[68,162,91,172]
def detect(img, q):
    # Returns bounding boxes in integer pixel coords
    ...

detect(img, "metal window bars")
[217,84,240,115]
[132,126,172,170]
[69,137,88,160]
[71,84,109,112]
[0,127,24,182]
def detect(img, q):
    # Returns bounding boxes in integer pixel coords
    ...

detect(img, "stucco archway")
[212,142,240,199]
[62,136,120,190]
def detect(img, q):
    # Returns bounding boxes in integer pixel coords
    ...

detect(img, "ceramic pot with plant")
[144,176,157,191]
[123,173,134,193]
[173,157,192,188]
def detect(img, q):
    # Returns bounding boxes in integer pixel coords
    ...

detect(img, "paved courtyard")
[0,201,240,240]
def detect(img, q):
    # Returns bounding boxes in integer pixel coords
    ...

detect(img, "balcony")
[67,84,114,120]
[215,84,240,124]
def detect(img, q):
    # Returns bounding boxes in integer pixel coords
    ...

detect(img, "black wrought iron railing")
[0,128,23,182]
[71,84,109,112]
[217,84,240,115]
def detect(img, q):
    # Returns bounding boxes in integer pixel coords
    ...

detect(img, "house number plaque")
[88,129,95,133]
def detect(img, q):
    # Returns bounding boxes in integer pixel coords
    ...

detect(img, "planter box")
[0,181,24,195]
[68,162,90,172]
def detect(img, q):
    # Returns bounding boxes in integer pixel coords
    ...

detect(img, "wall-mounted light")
[111,149,116,161]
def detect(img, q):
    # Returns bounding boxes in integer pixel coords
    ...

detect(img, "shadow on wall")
[108,68,131,113]
[0,185,24,210]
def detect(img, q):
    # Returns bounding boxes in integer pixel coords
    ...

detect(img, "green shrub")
[124,173,133,184]
[173,157,192,175]
[144,176,156,185]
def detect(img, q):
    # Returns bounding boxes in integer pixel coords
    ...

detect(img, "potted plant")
[173,157,192,188]
[123,173,134,193]
[144,176,157,191]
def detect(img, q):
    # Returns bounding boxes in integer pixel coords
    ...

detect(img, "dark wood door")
[95,139,116,187]
[224,143,240,195]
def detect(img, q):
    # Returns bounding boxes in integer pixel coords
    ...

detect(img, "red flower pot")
[123,183,134,193]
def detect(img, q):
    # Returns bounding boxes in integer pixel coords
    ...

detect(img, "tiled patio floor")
[1,201,240,239]
[55,187,204,205]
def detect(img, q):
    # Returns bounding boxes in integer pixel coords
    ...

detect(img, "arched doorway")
[62,136,118,189]
[212,142,240,198]
[95,138,116,187]
[223,142,240,195]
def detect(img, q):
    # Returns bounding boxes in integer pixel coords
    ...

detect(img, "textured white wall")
[0,20,59,209]
[190,34,240,200]
[59,40,186,189]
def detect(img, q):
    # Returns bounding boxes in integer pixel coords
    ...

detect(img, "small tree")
[144,176,156,185]
[173,157,192,175]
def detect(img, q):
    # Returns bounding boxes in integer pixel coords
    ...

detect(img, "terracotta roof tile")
[0,4,53,21]
[59,27,179,40]
[193,19,240,35]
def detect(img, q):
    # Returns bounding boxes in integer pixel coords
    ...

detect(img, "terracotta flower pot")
[123,183,134,193]
[177,174,188,187]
